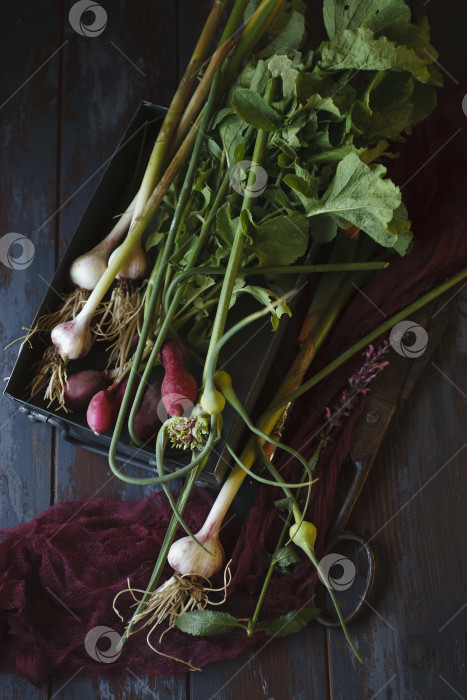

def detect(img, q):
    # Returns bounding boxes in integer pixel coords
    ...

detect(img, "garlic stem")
[70,121,199,350]
[128,0,229,232]
[169,38,235,155]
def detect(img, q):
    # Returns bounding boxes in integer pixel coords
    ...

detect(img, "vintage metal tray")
[4,101,309,487]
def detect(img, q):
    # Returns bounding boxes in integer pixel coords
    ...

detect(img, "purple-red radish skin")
[159,337,198,416]
[134,380,162,444]
[114,376,139,403]
[86,388,120,435]
[100,370,115,386]
[64,370,107,410]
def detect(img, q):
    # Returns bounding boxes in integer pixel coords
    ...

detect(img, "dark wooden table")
[1,1,465,698]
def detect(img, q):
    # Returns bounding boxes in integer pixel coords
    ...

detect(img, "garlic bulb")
[51,316,92,361]
[69,195,136,290]
[108,237,148,281]
[168,524,225,578]
[69,248,109,291]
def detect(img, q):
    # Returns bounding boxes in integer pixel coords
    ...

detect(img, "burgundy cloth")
[1,88,466,686]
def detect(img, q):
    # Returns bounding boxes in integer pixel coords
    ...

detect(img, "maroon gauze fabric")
[1,86,466,686]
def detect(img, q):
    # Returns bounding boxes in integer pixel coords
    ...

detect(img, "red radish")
[86,388,120,435]
[100,369,116,386]
[159,337,197,417]
[86,377,139,434]
[64,370,106,410]
[115,376,139,403]
[134,380,162,444]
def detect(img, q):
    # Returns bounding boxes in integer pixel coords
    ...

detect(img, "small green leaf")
[183,275,215,310]
[257,607,320,638]
[360,140,395,164]
[240,208,256,243]
[233,284,291,330]
[175,610,242,636]
[268,55,299,97]
[274,496,295,514]
[144,231,164,251]
[234,143,246,162]
[257,9,306,59]
[308,144,364,164]
[301,93,342,119]
[216,203,237,246]
[320,26,433,84]
[302,152,404,249]
[253,212,309,266]
[232,88,282,132]
[271,134,297,159]
[219,113,249,164]
[235,58,270,95]
[283,173,320,213]
[274,545,301,569]
[308,214,337,243]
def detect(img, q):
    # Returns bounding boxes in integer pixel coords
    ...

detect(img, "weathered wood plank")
[190,627,330,700]
[0,0,61,697]
[326,300,467,700]
[325,0,467,694]
[50,1,184,698]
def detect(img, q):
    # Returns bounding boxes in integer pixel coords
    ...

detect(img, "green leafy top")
[143,0,441,345]
[323,0,411,38]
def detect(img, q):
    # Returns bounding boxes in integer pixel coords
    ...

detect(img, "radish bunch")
[64,335,198,444]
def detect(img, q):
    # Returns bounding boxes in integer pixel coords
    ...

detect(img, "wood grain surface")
[0,1,465,699]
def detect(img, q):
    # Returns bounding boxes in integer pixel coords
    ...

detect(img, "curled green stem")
[297,537,363,663]
[108,419,217,486]
[222,438,313,490]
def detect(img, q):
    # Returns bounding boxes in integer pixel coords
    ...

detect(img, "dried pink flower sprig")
[321,342,389,442]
